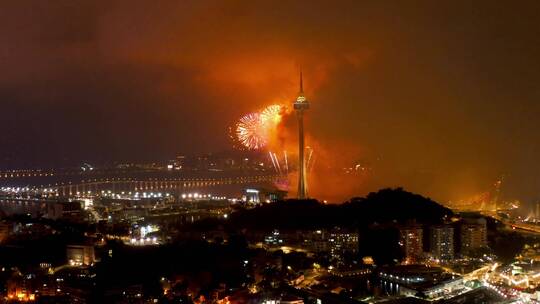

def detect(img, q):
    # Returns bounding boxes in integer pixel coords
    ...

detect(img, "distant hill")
[345,187,453,226]
[192,188,453,231]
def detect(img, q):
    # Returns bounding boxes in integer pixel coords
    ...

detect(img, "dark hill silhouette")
[345,187,453,226]
[191,188,453,231]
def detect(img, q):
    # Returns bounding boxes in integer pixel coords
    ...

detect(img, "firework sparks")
[283,150,289,174]
[269,151,278,172]
[268,151,283,174]
[260,104,283,125]
[273,152,282,174]
[306,146,315,173]
[234,104,286,150]
[236,113,267,150]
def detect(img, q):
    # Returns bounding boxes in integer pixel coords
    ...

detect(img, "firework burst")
[260,104,283,125]
[233,104,287,150]
[235,113,267,150]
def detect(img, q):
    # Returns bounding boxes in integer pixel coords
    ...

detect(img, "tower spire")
[299,70,304,94]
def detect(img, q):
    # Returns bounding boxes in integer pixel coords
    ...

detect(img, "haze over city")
[2,1,540,204]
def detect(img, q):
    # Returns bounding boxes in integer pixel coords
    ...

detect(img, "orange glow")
[9,292,35,302]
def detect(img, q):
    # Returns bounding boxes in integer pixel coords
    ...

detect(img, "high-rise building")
[400,226,424,263]
[329,228,359,267]
[294,72,309,199]
[430,225,454,261]
[460,217,488,256]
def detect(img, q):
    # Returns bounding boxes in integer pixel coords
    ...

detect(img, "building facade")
[430,225,454,261]
[67,244,96,266]
[329,228,359,267]
[460,217,488,256]
[400,226,424,263]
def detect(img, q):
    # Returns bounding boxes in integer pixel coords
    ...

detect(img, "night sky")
[1,1,540,203]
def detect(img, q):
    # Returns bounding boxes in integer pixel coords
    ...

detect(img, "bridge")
[447,176,505,212]
[0,168,286,197]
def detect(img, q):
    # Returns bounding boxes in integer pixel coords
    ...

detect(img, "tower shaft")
[294,71,309,199]
[297,111,307,199]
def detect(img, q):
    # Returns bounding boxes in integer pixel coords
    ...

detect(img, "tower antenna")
[299,70,304,94]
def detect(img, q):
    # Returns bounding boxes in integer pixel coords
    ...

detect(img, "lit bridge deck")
[0,168,285,196]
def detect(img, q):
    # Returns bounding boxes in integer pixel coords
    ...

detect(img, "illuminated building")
[244,188,261,203]
[262,296,304,304]
[67,244,96,266]
[429,225,454,261]
[460,217,488,256]
[399,226,424,263]
[293,72,309,199]
[329,228,359,267]
[243,188,287,203]
[264,229,283,246]
[379,265,463,300]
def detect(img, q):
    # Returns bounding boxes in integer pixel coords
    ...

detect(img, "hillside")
[192,188,453,231]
